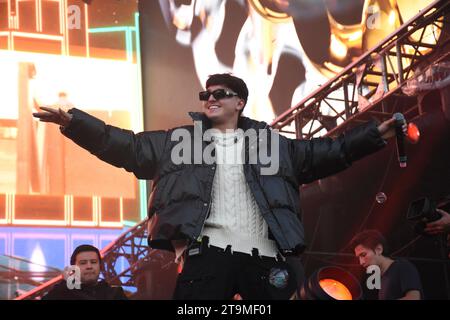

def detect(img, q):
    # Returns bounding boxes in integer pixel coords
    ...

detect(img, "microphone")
[393,113,407,168]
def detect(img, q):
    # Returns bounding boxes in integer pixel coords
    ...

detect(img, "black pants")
[173,244,301,300]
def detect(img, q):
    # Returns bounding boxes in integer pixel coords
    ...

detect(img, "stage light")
[406,123,420,144]
[300,266,362,300]
[319,278,353,300]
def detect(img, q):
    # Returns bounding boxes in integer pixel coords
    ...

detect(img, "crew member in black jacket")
[34,74,403,300]
[42,244,127,300]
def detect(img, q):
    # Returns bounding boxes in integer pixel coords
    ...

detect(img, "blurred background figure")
[350,229,423,300]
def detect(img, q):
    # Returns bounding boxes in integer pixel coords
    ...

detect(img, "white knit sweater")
[201,130,279,258]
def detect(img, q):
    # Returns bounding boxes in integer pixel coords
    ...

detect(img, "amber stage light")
[319,278,353,300]
[407,123,420,144]
[300,266,362,300]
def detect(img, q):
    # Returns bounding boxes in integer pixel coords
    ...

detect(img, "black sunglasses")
[199,89,239,101]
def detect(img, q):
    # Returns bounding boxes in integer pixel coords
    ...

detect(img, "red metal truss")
[271,0,450,139]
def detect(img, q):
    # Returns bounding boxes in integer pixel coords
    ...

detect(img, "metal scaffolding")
[271,0,450,139]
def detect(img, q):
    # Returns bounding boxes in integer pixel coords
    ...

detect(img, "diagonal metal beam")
[271,0,450,140]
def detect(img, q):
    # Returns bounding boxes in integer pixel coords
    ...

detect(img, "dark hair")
[349,229,389,256]
[206,73,248,114]
[70,244,101,265]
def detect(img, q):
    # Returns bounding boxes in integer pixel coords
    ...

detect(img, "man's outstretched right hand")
[33,106,73,128]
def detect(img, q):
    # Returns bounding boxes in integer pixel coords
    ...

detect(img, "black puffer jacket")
[42,280,128,300]
[62,109,386,255]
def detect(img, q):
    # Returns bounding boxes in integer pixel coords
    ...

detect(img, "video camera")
[407,197,443,235]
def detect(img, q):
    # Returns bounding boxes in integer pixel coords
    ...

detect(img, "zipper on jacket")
[196,166,215,242]
[245,127,291,250]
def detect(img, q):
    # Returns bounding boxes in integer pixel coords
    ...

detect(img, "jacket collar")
[188,112,269,131]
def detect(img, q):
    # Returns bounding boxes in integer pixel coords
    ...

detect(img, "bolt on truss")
[271,0,450,139]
